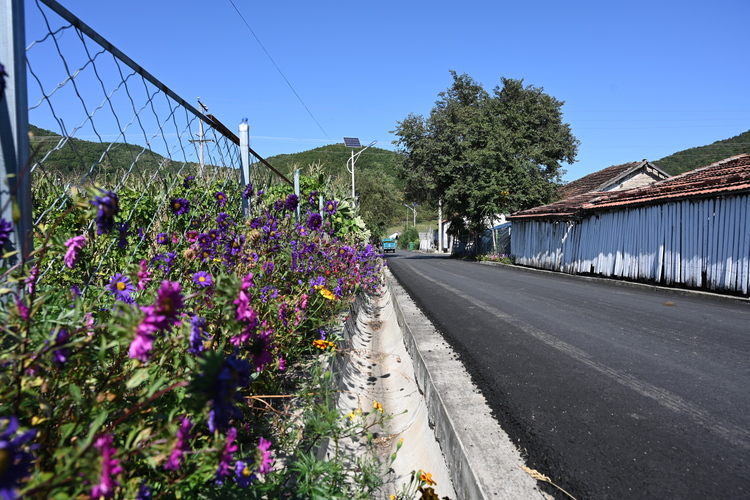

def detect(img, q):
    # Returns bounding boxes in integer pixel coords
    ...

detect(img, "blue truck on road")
[382,238,397,253]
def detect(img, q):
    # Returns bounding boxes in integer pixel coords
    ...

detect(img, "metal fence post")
[239,118,250,217]
[0,0,32,264]
[294,168,300,222]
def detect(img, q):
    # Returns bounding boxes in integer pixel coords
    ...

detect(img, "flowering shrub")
[0,173,389,498]
[476,253,513,264]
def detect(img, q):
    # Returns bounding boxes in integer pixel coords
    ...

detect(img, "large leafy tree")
[392,71,579,233]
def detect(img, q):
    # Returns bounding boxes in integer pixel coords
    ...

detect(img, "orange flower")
[313,339,337,350]
[420,471,436,485]
[373,401,384,413]
[319,287,336,300]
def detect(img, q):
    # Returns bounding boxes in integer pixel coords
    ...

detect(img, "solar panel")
[343,137,361,148]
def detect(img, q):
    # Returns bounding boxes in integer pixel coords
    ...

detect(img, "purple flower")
[170,198,190,216]
[242,183,254,199]
[261,261,274,275]
[92,189,120,234]
[226,235,244,256]
[216,427,238,484]
[63,235,86,269]
[25,266,39,295]
[0,416,37,500]
[211,356,252,430]
[156,232,169,245]
[115,223,129,249]
[247,331,273,371]
[216,213,233,231]
[150,280,184,331]
[108,273,135,304]
[324,199,338,215]
[52,328,71,366]
[307,190,319,206]
[0,218,13,247]
[306,213,322,231]
[285,194,299,211]
[135,481,151,500]
[182,175,194,189]
[215,191,227,207]
[91,434,122,499]
[234,460,255,487]
[188,316,207,355]
[164,417,192,471]
[193,271,213,288]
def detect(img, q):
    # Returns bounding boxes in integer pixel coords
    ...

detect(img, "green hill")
[265,143,405,189]
[28,124,189,182]
[653,130,750,175]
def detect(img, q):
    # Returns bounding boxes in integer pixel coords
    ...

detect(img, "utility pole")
[190,98,213,177]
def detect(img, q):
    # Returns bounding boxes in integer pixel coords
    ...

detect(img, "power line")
[227,0,331,141]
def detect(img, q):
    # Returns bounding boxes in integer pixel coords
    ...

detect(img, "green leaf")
[126,369,149,389]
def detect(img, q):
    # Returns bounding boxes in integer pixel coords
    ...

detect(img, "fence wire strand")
[23,0,276,285]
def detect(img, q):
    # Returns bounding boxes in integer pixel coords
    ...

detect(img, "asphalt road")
[385,250,750,500]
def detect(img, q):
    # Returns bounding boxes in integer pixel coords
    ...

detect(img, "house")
[509,154,750,295]
[558,159,671,199]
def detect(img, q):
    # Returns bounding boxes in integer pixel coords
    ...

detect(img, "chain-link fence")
[451,224,511,258]
[1,0,285,273]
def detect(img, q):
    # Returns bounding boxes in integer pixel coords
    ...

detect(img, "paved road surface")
[385,251,750,499]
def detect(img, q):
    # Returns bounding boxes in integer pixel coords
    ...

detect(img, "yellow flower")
[420,471,436,485]
[319,287,336,300]
[346,411,356,421]
[373,401,384,413]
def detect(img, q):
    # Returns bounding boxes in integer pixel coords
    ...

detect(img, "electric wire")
[227,0,331,141]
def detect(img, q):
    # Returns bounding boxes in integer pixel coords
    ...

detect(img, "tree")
[355,169,401,240]
[392,71,579,233]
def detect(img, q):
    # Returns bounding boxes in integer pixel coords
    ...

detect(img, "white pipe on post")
[239,119,250,217]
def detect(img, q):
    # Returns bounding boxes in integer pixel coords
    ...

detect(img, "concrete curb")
[384,268,547,500]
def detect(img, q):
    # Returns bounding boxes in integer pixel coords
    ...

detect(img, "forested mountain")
[265,143,405,189]
[28,125,189,181]
[653,130,750,175]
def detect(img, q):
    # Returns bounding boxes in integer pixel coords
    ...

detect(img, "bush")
[398,227,419,249]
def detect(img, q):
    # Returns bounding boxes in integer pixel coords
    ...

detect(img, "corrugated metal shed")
[509,155,750,295]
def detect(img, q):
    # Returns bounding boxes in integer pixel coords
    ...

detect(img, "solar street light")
[345,138,378,199]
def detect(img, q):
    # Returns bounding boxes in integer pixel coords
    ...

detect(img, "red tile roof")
[558,161,644,198]
[584,154,750,210]
[510,154,750,220]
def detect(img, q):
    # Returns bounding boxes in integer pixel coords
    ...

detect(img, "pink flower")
[128,320,157,362]
[234,273,258,325]
[91,434,122,498]
[216,427,238,484]
[136,260,152,290]
[64,235,86,269]
[255,437,273,475]
[277,357,286,371]
[15,297,28,322]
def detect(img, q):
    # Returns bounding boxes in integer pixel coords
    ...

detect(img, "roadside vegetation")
[0,169,445,498]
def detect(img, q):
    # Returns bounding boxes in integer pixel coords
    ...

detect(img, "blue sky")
[24,0,750,181]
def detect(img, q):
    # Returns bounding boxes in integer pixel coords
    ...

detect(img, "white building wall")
[511,194,750,294]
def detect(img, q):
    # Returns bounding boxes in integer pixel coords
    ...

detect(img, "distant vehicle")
[382,238,397,253]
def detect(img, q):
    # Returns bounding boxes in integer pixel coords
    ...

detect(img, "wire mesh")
[23,0,275,283]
